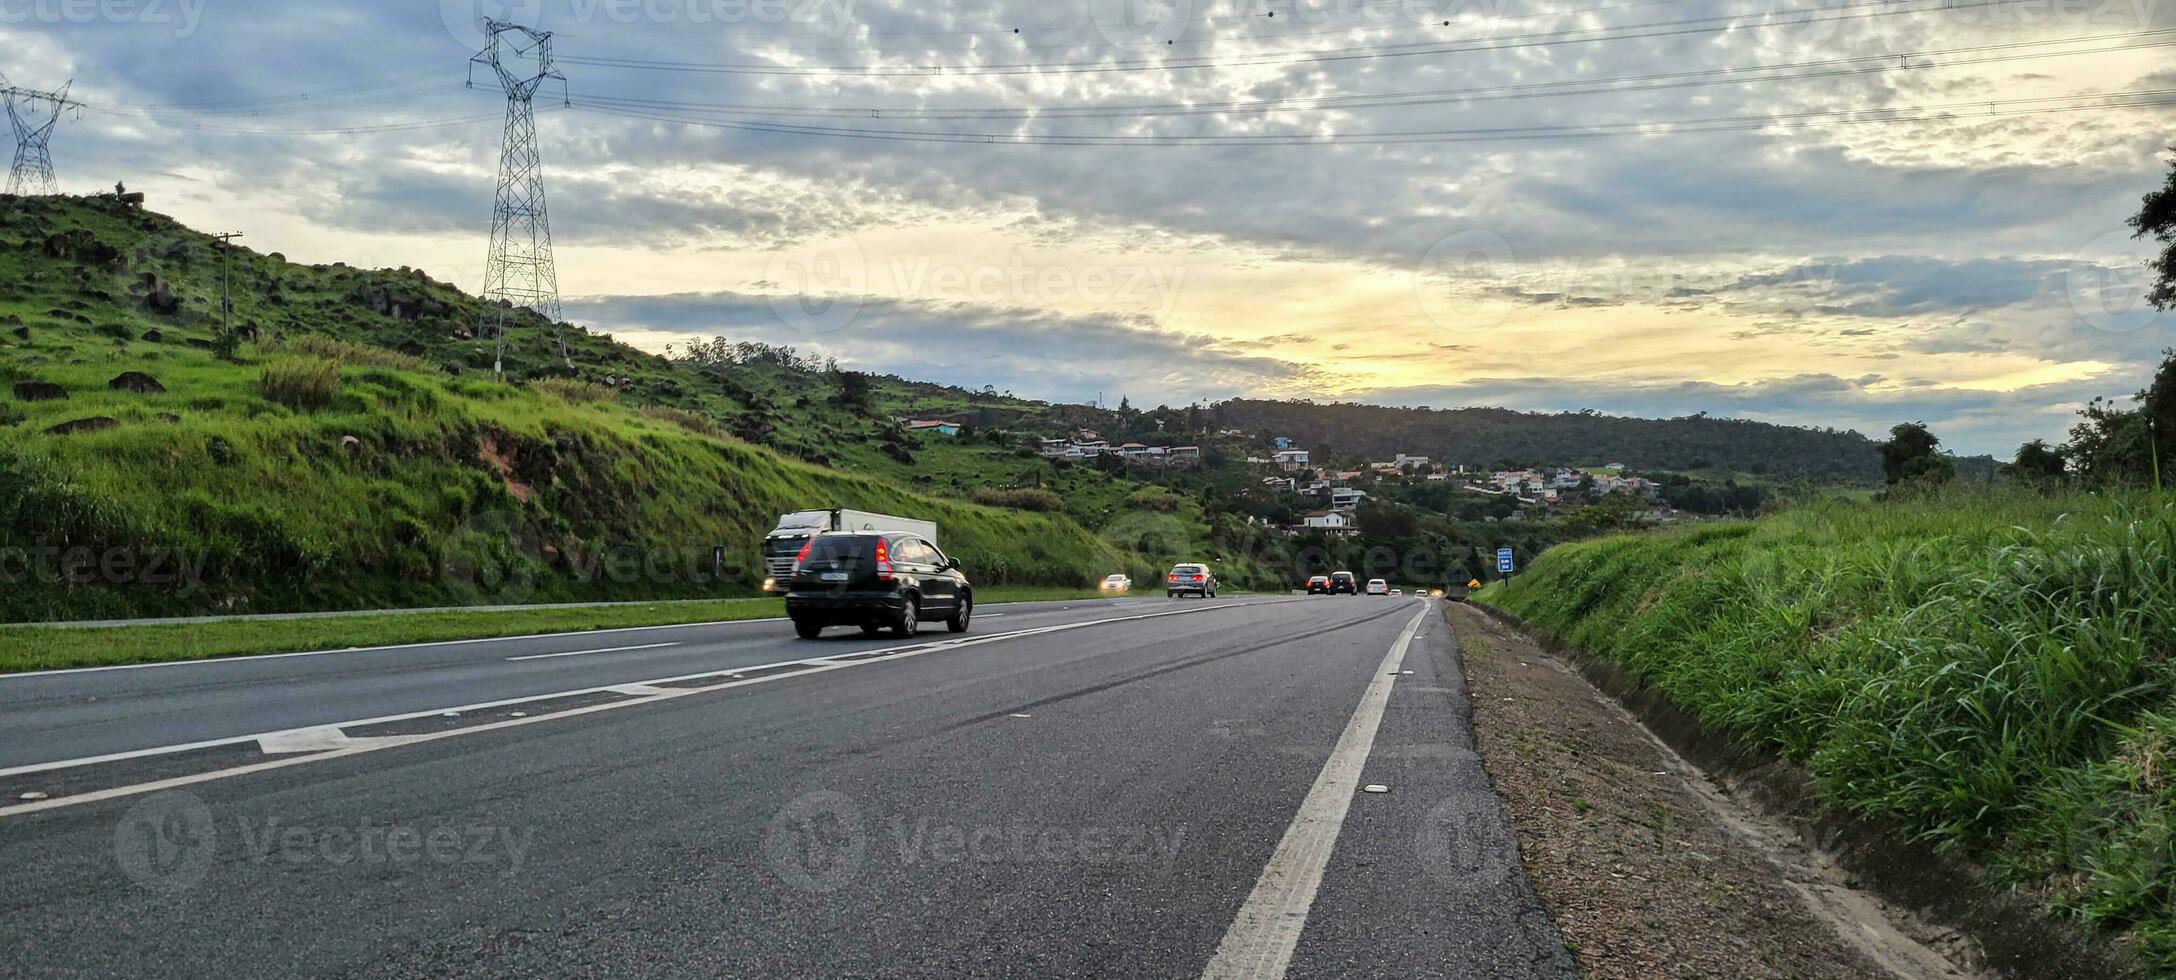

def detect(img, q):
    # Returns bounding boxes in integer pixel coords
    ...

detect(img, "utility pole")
[212,232,243,357]
[468,20,571,376]
[1,77,82,197]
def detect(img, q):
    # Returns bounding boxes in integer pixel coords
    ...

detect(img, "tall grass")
[532,377,617,404]
[258,357,341,411]
[1488,489,2176,969]
[262,335,431,373]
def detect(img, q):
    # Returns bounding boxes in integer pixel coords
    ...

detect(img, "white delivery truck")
[760,508,940,593]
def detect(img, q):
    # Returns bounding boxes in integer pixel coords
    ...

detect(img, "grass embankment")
[1481,488,2176,970]
[0,585,1116,672]
[1,196,1275,619]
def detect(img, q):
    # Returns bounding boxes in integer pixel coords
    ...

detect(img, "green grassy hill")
[0,195,1190,620]
[1483,488,2176,970]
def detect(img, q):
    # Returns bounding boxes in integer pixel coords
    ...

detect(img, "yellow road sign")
[1466,578,1482,589]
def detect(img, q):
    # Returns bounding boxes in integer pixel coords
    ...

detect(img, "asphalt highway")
[0,594,1574,979]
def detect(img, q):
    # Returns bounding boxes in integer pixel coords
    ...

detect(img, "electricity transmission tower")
[2,77,81,197]
[468,20,571,375]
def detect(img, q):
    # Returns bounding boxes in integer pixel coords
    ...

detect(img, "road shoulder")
[1443,602,1983,980]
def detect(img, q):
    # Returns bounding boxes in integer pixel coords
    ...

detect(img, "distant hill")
[1213,399,1896,483]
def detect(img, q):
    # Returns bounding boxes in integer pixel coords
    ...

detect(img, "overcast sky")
[7,0,2174,455]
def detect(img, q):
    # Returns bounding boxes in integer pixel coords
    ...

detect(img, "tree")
[1877,422,1955,486]
[2006,439,2068,483]
[834,369,873,409]
[2147,349,2176,476]
[2131,147,2176,311]
[2056,349,2174,488]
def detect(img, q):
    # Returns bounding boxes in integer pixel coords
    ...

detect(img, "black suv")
[785,531,971,639]
[1326,571,1359,595]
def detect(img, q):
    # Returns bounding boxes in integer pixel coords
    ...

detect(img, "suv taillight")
[874,538,894,581]
[793,538,814,570]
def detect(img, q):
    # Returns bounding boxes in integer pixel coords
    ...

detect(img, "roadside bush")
[259,357,341,411]
[971,486,1065,512]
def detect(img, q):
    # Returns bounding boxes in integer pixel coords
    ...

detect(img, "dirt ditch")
[1445,602,1991,980]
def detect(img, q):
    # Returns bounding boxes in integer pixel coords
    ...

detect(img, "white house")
[1329,487,1368,511]
[1272,449,1311,471]
[1302,510,1358,534]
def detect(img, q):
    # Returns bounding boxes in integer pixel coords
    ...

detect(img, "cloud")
[8,0,2174,454]
[563,290,1334,405]
[1348,368,2155,456]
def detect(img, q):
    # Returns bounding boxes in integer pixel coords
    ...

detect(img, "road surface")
[0,595,1573,979]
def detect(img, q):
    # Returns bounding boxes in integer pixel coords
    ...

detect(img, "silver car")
[1166,563,1218,598]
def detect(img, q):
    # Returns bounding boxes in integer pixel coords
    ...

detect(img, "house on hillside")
[900,419,961,437]
[1330,487,1368,512]
[1272,449,1311,471]
[1301,510,1358,535]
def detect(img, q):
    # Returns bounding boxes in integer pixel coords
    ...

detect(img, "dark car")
[1326,570,1359,595]
[1305,575,1332,594]
[785,531,971,639]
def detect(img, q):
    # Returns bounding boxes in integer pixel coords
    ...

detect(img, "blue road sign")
[1496,547,1515,574]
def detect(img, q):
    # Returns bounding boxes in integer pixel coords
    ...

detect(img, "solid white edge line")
[0,595,1208,679]
[0,597,1305,799]
[1198,602,1432,980]
[503,641,682,662]
[0,618,789,678]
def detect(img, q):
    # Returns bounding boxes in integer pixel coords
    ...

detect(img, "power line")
[89,109,521,137]
[567,87,2176,146]
[565,29,2175,121]
[554,0,2029,77]
[564,0,1718,55]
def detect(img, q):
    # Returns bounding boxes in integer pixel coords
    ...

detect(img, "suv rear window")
[1171,565,1204,574]
[805,535,876,561]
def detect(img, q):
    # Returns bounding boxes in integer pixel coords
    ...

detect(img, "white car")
[1390,588,1403,596]
[1366,579,1390,595]
[1100,573,1132,594]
